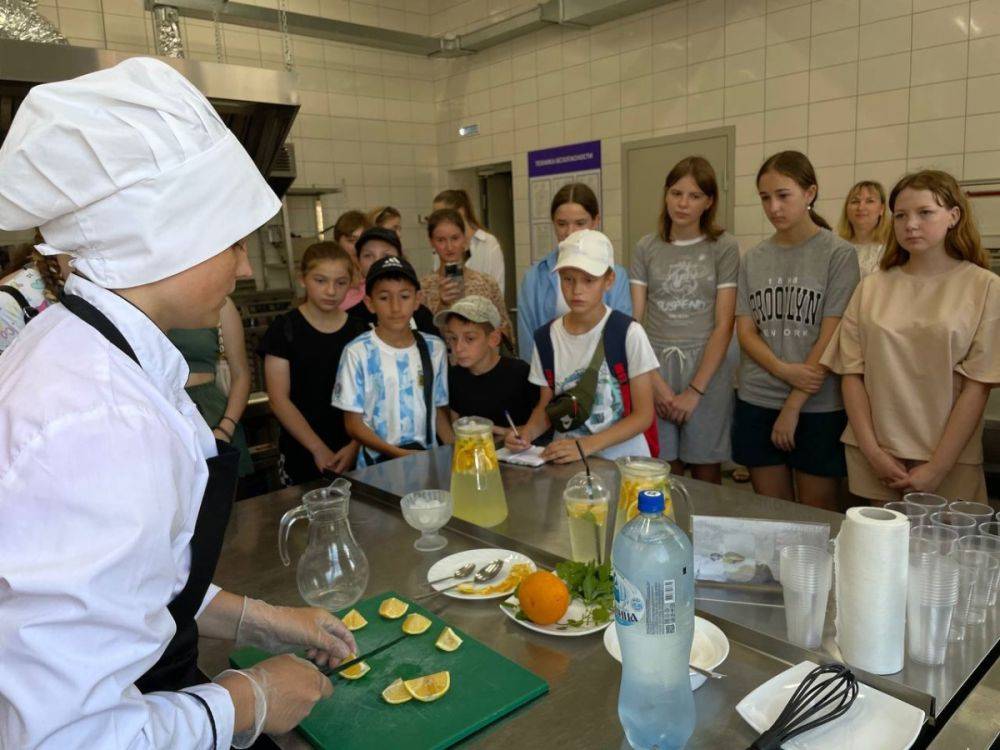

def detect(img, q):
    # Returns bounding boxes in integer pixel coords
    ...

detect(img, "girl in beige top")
[421,208,514,345]
[822,170,999,502]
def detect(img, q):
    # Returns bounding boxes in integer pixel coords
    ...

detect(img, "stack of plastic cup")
[979,522,1000,540]
[947,561,978,642]
[907,552,960,665]
[930,511,978,538]
[957,534,1000,607]
[911,525,960,557]
[949,502,995,528]
[904,492,948,514]
[886,501,928,526]
[779,544,832,649]
[949,549,998,624]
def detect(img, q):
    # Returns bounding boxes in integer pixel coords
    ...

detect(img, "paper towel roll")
[835,506,909,674]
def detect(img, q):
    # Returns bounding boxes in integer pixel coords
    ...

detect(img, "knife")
[321,634,408,677]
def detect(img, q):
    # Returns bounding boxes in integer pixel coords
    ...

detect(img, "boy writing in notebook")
[333,255,454,466]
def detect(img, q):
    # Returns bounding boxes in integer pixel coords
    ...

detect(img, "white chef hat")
[0,57,280,289]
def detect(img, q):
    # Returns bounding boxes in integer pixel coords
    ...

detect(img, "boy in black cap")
[333,255,454,466]
[345,226,436,334]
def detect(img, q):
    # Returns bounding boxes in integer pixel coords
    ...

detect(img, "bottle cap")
[637,489,665,513]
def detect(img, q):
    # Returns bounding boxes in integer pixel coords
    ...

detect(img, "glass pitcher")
[613,456,692,536]
[450,416,508,527]
[278,478,370,610]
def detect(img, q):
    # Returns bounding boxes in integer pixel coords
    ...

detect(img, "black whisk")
[747,663,859,750]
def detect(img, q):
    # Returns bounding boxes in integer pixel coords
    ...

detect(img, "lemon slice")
[381,678,412,704]
[435,627,463,652]
[625,499,640,521]
[378,597,409,619]
[401,613,432,635]
[341,609,368,631]
[403,671,451,702]
[338,660,371,680]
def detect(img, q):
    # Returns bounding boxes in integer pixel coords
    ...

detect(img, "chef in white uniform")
[0,58,357,749]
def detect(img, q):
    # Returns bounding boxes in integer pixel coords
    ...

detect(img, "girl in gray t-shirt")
[733,151,860,511]
[630,156,739,484]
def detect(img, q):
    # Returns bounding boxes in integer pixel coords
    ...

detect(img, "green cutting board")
[230,592,549,749]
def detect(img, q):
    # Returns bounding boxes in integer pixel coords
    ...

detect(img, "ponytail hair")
[433,189,482,230]
[757,151,832,231]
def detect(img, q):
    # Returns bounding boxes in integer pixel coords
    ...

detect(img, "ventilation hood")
[0,39,299,197]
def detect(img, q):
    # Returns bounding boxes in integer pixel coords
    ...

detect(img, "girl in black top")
[259,242,367,485]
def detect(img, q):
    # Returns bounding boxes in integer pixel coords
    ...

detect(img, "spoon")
[690,663,726,680]
[414,559,505,600]
[426,562,476,587]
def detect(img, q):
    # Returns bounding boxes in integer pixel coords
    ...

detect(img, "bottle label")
[613,567,645,627]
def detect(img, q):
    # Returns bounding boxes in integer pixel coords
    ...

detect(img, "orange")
[517,570,570,626]
[403,671,451,702]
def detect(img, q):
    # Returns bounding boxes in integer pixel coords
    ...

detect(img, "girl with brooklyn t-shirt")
[734,151,860,510]
[630,156,739,485]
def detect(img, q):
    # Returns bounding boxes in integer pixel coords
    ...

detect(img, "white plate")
[499,594,613,636]
[426,548,535,600]
[736,661,924,750]
[603,616,730,690]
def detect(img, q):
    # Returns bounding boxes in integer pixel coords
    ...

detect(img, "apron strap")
[62,294,140,367]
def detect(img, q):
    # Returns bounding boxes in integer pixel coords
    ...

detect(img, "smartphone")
[444,263,463,279]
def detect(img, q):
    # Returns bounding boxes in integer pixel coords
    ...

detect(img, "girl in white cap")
[0,58,356,749]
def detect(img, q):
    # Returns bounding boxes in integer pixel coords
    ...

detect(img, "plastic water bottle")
[613,489,695,749]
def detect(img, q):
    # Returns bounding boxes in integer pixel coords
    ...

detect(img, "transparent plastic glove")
[216,654,332,748]
[235,597,357,668]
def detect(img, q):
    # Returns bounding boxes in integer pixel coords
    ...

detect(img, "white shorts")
[655,338,735,465]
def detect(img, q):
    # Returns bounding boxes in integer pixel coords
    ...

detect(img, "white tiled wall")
[35,0,1000,284]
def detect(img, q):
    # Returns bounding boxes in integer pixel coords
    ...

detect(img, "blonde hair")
[368,205,401,228]
[837,181,891,246]
[881,170,988,270]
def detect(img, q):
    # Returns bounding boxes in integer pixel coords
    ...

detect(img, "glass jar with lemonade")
[450,416,508,527]
[613,456,691,536]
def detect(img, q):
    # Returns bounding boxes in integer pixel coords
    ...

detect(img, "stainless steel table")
[199,447,1000,748]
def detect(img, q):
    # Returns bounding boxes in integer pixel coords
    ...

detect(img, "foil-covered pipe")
[0,0,68,44]
[152,4,185,59]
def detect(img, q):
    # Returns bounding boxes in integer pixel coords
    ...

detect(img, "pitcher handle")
[278,504,308,567]
[668,477,693,534]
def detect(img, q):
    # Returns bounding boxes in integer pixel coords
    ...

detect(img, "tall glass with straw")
[562,440,610,564]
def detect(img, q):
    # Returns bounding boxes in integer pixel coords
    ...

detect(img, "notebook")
[496,445,547,467]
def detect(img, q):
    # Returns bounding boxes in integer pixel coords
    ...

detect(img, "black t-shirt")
[258,309,367,480]
[345,298,438,336]
[448,356,538,427]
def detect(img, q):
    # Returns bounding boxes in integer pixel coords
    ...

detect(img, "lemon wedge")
[381,678,412,704]
[403,671,451,702]
[435,627,463,652]
[378,597,409,619]
[401,613,432,635]
[338,660,370,680]
[341,609,368,631]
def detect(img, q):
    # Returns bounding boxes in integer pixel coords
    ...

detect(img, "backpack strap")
[413,332,435,447]
[533,320,557,390]
[601,309,660,457]
[0,285,39,325]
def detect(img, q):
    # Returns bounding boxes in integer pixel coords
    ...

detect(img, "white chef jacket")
[434,228,506,296]
[0,274,233,749]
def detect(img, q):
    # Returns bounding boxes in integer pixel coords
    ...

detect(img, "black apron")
[62,293,239,692]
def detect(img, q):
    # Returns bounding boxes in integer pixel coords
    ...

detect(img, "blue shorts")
[731,398,847,478]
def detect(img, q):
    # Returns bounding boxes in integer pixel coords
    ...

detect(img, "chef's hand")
[891,461,946,494]
[770,405,800,452]
[667,387,700,425]
[779,363,825,394]
[236,597,357,668]
[864,447,909,488]
[653,379,675,420]
[541,437,592,464]
[216,654,332,748]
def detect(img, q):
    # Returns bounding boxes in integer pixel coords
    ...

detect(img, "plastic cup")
[978,522,1000,539]
[930,511,978,538]
[886,501,928,527]
[779,545,832,649]
[904,492,948,512]
[947,559,978,642]
[948,501,995,526]
[911,525,960,557]
[956,534,1000,607]
[906,552,960,666]
[950,549,998,624]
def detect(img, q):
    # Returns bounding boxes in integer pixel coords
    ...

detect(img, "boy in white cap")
[505,229,658,462]
[436,295,538,432]
[0,58,355,749]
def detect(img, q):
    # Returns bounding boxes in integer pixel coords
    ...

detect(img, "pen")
[504,410,521,439]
